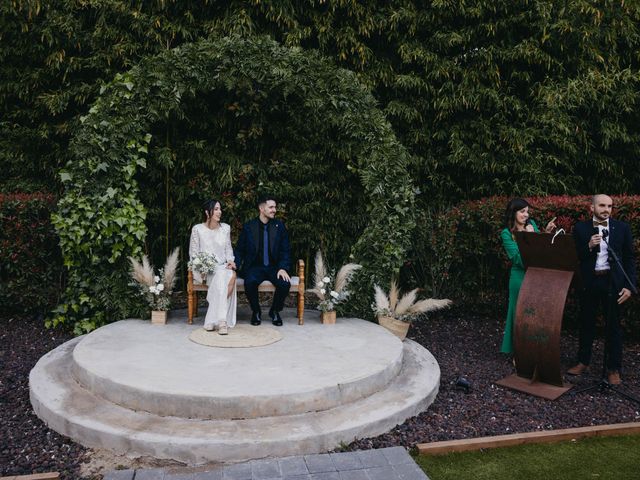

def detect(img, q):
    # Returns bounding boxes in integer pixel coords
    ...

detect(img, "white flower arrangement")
[187,251,221,276]
[310,251,361,313]
[129,248,180,311]
[372,280,452,323]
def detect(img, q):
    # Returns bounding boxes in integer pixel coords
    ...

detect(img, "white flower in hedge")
[323,276,330,283]
[157,283,165,292]
[330,290,339,299]
[320,288,326,295]
[149,286,157,294]
[317,281,324,288]
[154,275,160,283]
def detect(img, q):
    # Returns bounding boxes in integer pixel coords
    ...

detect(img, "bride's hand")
[226,261,237,270]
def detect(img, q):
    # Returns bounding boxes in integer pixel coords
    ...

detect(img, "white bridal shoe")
[218,322,228,335]
[204,324,215,332]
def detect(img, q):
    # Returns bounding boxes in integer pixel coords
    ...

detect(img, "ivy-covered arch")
[52,36,415,333]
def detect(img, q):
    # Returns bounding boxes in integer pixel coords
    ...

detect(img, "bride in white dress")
[189,199,237,334]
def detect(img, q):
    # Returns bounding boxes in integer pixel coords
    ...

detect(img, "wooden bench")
[187,259,306,325]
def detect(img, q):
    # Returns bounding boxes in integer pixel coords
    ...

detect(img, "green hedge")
[0,193,63,315]
[406,195,640,333]
[3,2,640,203]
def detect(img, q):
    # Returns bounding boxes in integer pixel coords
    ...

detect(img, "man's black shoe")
[251,312,262,326]
[270,310,283,326]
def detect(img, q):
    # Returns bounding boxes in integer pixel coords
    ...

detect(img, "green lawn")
[415,434,640,480]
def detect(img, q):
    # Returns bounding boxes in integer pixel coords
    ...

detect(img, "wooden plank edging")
[417,422,640,455]
[0,473,60,480]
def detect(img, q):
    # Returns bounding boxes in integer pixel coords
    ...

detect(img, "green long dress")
[500,220,539,353]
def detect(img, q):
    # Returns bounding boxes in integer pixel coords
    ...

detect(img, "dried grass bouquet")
[129,247,180,311]
[310,250,361,312]
[373,280,451,323]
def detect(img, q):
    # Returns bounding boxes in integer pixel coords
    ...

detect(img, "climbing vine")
[52,36,414,332]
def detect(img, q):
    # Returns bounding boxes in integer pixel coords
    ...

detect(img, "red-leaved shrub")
[406,195,640,335]
[0,193,63,315]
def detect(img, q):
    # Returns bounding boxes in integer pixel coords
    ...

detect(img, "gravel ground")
[0,315,91,479]
[349,306,640,450]
[2,308,639,478]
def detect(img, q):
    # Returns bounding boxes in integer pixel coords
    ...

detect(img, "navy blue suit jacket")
[234,218,291,277]
[573,218,637,293]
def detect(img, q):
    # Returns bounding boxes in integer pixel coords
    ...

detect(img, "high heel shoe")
[218,322,228,335]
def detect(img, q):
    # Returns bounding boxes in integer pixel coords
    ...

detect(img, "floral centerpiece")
[129,247,180,323]
[187,251,220,284]
[373,280,451,340]
[310,250,361,324]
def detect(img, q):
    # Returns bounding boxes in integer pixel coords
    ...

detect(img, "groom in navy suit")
[235,195,291,326]
[568,194,636,385]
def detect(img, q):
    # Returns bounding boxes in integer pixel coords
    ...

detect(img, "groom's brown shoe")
[567,363,588,375]
[607,371,622,385]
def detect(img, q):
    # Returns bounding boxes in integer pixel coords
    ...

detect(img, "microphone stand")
[603,231,638,296]
[572,230,640,405]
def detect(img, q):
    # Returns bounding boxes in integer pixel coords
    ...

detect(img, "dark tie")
[593,220,607,227]
[263,225,269,266]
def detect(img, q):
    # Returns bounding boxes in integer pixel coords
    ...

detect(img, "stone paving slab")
[102,448,429,480]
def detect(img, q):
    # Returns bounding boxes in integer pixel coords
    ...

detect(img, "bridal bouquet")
[129,248,179,311]
[187,251,220,277]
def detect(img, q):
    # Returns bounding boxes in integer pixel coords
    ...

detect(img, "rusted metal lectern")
[495,231,578,400]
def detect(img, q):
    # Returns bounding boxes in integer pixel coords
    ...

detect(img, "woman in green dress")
[500,198,556,354]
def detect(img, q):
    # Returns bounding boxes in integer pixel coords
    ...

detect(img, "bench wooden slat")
[193,277,300,292]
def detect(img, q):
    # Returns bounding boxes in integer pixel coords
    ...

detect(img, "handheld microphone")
[593,226,601,253]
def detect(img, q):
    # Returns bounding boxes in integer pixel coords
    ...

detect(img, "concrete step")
[68,317,404,420]
[30,338,439,465]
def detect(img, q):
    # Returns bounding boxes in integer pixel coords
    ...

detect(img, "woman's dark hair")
[504,198,531,232]
[202,199,222,221]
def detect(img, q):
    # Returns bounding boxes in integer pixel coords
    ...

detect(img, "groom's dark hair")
[256,194,276,207]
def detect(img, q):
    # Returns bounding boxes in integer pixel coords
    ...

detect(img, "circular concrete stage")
[30,308,440,464]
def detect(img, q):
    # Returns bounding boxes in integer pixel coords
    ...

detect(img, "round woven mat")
[188,324,283,348]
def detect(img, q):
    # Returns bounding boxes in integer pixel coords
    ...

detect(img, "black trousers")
[577,274,623,371]
[243,265,291,314]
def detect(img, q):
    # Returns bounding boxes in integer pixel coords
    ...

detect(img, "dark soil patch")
[0,315,90,479]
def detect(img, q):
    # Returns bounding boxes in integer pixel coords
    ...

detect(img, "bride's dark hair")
[202,198,222,220]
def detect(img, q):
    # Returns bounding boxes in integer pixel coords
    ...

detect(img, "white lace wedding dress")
[189,222,237,329]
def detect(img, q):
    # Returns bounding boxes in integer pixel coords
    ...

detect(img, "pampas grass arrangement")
[310,250,361,312]
[129,247,180,311]
[373,280,451,323]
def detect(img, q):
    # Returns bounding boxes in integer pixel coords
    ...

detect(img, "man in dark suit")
[568,194,636,385]
[234,195,291,326]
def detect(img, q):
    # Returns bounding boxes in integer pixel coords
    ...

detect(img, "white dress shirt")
[593,217,610,271]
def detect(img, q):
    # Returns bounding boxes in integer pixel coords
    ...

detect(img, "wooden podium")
[495,231,578,400]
